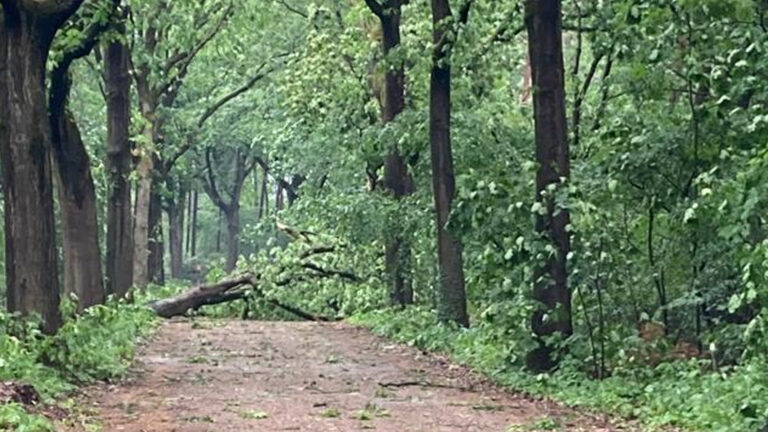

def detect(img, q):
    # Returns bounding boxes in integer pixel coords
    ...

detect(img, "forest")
[1,0,768,431]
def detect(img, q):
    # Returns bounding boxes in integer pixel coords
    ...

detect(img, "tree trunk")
[0,7,62,333]
[132,151,153,288]
[378,2,414,307]
[258,170,268,219]
[191,190,199,257]
[525,0,573,372]
[185,189,193,256]
[148,190,165,284]
[216,208,222,253]
[52,111,105,311]
[168,190,186,279]
[104,31,133,298]
[429,0,469,327]
[225,206,240,272]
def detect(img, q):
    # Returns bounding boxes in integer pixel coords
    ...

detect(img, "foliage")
[0,301,157,430]
[352,308,768,432]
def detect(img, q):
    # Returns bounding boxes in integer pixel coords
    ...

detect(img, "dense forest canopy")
[3,0,768,430]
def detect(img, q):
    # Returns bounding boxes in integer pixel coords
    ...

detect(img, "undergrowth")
[351,307,768,432]
[0,299,156,431]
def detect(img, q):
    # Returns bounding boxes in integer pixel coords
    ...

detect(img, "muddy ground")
[59,319,633,432]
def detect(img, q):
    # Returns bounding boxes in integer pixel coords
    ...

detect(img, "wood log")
[148,274,255,318]
[147,273,338,321]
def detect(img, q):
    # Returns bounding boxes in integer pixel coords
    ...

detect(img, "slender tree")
[525,0,573,372]
[203,148,255,272]
[428,0,472,327]
[364,0,415,307]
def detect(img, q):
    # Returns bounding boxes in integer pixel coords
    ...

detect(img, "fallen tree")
[148,225,359,320]
[147,272,339,321]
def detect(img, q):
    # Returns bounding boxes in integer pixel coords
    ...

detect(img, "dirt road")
[60,320,626,431]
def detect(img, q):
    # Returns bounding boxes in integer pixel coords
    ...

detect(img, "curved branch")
[203,147,229,211]
[363,0,385,18]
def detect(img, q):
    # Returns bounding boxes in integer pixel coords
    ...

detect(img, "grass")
[0,299,157,431]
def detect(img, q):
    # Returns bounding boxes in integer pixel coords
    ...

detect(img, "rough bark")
[429,0,469,327]
[168,188,186,279]
[525,0,573,372]
[52,111,105,311]
[46,1,114,312]
[0,3,69,333]
[104,29,134,298]
[132,149,153,288]
[148,189,165,284]
[225,207,240,272]
[368,0,415,307]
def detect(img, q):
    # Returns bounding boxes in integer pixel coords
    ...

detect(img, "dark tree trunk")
[51,110,105,311]
[429,0,469,327]
[104,31,134,298]
[191,190,198,257]
[185,189,192,256]
[0,5,65,333]
[216,208,222,253]
[148,190,165,284]
[524,0,573,372]
[370,0,415,307]
[225,206,240,272]
[258,169,268,219]
[168,189,186,279]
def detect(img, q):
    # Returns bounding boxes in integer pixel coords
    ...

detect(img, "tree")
[364,0,415,307]
[104,11,134,298]
[429,0,472,327]
[202,147,255,272]
[0,0,87,333]
[524,0,572,372]
[129,0,234,287]
[48,0,122,311]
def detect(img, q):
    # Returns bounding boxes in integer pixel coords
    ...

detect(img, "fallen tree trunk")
[148,222,357,320]
[147,272,341,321]
[148,274,255,318]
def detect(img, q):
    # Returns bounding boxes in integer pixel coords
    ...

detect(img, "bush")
[0,299,157,430]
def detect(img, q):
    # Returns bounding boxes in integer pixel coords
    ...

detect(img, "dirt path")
[60,319,626,432]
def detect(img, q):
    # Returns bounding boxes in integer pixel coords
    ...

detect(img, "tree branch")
[197,63,271,128]
[203,147,229,211]
[276,0,308,19]
[156,1,234,101]
[363,0,385,18]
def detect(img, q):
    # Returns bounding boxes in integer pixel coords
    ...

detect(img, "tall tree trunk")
[148,190,165,284]
[0,6,62,333]
[216,208,222,253]
[525,0,573,372]
[52,110,105,311]
[374,1,415,307]
[168,190,186,279]
[104,30,134,298]
[132,154,153,288]
[185,189,192,256]
[191,190,198,257]
[225,206,240,272]
[258,170,268,220]
[429,0,469,327]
